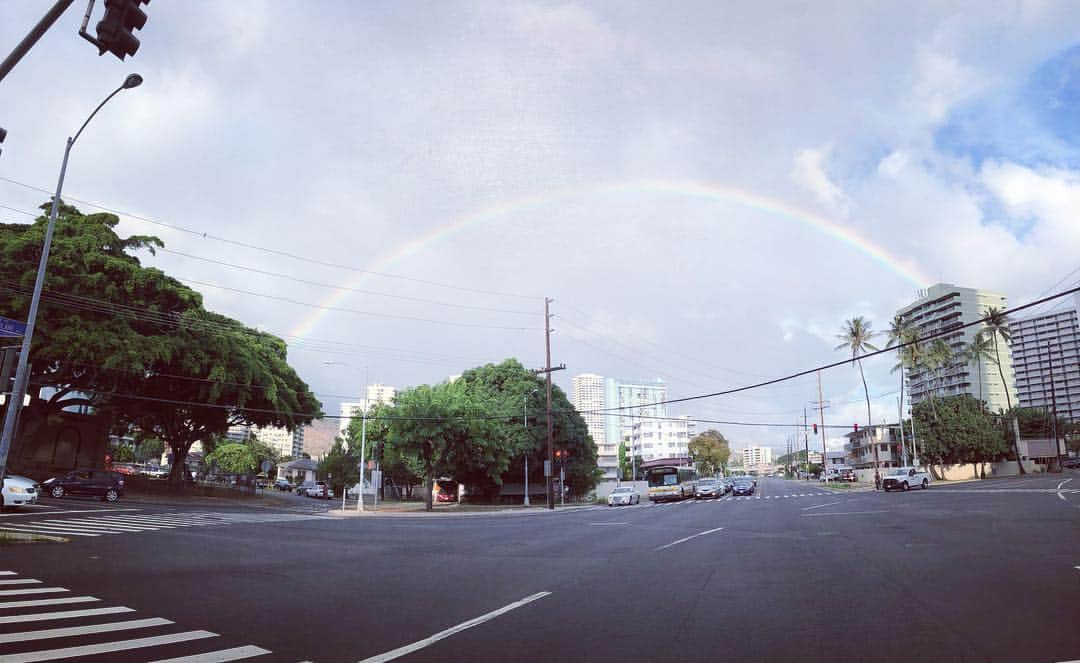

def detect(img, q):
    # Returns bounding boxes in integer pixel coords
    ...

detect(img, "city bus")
[645,465,698,502]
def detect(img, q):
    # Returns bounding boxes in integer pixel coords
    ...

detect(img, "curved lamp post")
[0,74,143,479]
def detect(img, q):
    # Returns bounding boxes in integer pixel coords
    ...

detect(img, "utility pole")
[803,407,810,480]
[531,298,564,510]
[1047,342,1061,469]
[817,371,827,484]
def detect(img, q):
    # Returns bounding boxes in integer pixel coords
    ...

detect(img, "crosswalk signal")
[96,0,150,60]
[854,423,859,432]
[812,424,818,435]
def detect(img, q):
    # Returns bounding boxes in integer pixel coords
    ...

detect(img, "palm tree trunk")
[898,371,906,464]
[858,359,880,484]
[992,335,1025,474]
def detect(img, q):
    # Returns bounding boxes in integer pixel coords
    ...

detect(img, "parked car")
[42,469,125,502]
[607,485,640,506]
[882,467,930,492]
[732,479,755,496]
[305,481,333,499]
[1063,458,1080,469]
[274,478,293,491]
[695,478,723,499]
[1,474,39,510]
[721,477,734,494]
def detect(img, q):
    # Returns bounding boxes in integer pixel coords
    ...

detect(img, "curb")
[321,504,600,518]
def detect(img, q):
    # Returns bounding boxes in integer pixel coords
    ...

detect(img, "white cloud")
[792,146,849,212]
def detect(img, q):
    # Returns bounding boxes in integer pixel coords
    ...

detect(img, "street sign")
[544,460,552,477]
[0,316,26,338]
[260,459,272,473]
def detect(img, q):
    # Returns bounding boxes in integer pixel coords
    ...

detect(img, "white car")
[1,474,39,510]
[607,486,640,506]
[305,481,334,499]
[882,467,931,492]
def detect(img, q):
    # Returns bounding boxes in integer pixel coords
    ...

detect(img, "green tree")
[318,438,359,496]
[885,314,917,462]
[112,443,135,463]
[912,395,1006,479]
[617,441,629,480]
[985,306,1024,474]
[960,331,996,405]
[204,442,257,475]
[0,206,321,483]
[836,316,880,478]
[687,429,731,475]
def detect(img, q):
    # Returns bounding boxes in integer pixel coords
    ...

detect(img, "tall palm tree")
[985,306,1025,474]
[961,330,996,406]
[836,317,880,482]
[885,315,916,464]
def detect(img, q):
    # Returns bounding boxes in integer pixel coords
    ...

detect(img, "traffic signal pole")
[530,299,564,510]
[0,0,75,84]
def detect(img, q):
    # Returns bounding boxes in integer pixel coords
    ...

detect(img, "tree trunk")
[167,443,190,484]
[858,359,880,483]
[898,371,906,463]
[424,472,434,511]
[993,336,1025,474]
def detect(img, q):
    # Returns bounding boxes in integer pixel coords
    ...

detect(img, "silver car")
[695,478,723,499]
[607,486,640,506]
[1,474,39,511]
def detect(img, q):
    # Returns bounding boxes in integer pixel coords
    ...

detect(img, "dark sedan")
[42,469,125,502]
[732,480,755,496]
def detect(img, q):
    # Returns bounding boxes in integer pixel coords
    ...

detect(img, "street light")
[523,387,539,506]
[0,74,143,480]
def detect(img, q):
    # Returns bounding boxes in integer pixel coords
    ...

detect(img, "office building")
[571,374,609,472]
[338,384,398,435]
[742,446,774,469]
[897,283,1017,414]
[629,416,695,463]
[571,374,669,479]
[1011,298,1080,424]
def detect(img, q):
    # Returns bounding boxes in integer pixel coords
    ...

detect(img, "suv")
[882,467,930,492]
[305,481,333,499]
[42,469,125,502]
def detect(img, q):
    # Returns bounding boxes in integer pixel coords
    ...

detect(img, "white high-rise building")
[338,384,398,435]
[897,283,1017,414]
[630,416,695,462]
[742,446,774,469]
[255,425,304,459]
[571,374,608,472]
[1011,297,1080,424]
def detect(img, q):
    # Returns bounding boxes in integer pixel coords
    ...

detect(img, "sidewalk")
[324,501,600,518]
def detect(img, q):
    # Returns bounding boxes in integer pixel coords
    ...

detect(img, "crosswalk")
[0,570,276,662]
[0,511,324,539]
[650,492,835,506]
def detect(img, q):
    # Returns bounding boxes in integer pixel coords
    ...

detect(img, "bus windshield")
[647,470,678,487]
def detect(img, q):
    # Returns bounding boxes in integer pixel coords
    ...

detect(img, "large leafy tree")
[0,205,321,482]
[984,307,1024,474]
[687,429,731,476]
[836,317,880,478]
[912,395,1007,479]
[318,438,360,496]
[204,442,257,475]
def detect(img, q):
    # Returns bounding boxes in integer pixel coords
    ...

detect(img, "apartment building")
[571,374,609,474]
[630,416,695,463]
[1011,300,1080,424]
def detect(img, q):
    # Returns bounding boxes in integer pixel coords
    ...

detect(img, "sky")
[2,1,1080,457]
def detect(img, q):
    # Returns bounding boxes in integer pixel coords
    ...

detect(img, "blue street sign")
[0,316,26,338]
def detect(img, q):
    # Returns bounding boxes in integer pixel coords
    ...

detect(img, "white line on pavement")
[1057,478,1073,490]
[0,606,134,624]
[0,630,219,663]
[802,501,843,511]
[0,587,68,597]
[801,510,889,517]
[356,591,551,663]
[0,617,172,643]
[0,579,42,586]
[589,522,627,526]
[0,572,15,575]
[0,597,99,610]
[0,508,141,519]
[149,645,273,663]
[655,527,725,551]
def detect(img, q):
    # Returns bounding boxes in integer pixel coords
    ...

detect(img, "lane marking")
[1058,478,1073,490]
[589,522,627,526]
[0,587,68,597]
[801,510,889,517]
[0,606,134,624]
[0,579,42,586]
[0,630,218,662]
[0,597,99,610]
[0,572,15,576]
[0,508,142,519]
[356,592,551,663]
[0,525,104,537]
[655,527,725,551]
[0,617,172,643]
[149,645,272,662]
[802,501,843,511]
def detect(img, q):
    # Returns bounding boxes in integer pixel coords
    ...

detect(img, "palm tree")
[892,326,925,464]
[836,317,880,483]
[985,306,1025,474]
[961,330,996,406]
[885,315,916,464]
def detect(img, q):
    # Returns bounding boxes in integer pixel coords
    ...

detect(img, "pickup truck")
[882,467,930,492]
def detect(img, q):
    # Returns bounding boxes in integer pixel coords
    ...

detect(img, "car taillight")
[118,479,125,487]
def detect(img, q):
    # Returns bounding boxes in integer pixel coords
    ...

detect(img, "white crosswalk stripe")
[650,492,839,506]
[0,571,278,662]
[0,511,322,539]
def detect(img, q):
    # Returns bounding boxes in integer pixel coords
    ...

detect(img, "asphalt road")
[1,474,1078,662]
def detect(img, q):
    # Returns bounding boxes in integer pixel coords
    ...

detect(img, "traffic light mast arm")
[0,0,75,84]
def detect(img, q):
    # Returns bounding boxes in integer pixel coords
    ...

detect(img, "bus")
[645,465,698,502]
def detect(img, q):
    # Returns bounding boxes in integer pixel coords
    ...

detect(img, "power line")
[0,182,542,300]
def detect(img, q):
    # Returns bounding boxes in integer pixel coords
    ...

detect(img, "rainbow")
[288,179,932,338]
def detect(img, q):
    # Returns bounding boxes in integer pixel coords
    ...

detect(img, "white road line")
[0,597,99,609]
[149,645,272,663]
[802,501,843,511]
[1058,478,1074,490]
[0,524,106,536]
[655,527,725,551]
[1074,566,1080,572]
[0,606,134,624]
[0,617,172,643]
[0,587,68,597]
[356,592,551,663]
[0,629,219,663]
[589,522,627,526]
[0,526,99,537]
[31,521,154,532]
[0,507,142,519]
[801,510,889,517]
[0,579,42,586]
[0,572,16,576]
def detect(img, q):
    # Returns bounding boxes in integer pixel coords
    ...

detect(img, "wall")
[593,480,648,500]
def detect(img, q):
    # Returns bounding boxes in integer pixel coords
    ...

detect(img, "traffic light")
[0,127,5,157]
[812,423,818,435]
[854,423,859,432]
[96,0,149,60]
